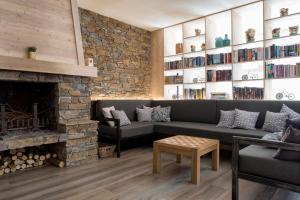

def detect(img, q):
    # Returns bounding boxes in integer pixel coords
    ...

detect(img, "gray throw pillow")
[280,104,300,119]
[111,110,131,126]
[274,126,300,161]
[262,132,283,141]
[102,106,115,127]
[286,117,300,130]
[217,110,235,128]
[262,111,289,133]
[152,106,171,122]
[136,107,153,122]
[233,109,259,130]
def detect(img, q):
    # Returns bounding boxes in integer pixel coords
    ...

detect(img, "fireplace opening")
[0,81,57,134]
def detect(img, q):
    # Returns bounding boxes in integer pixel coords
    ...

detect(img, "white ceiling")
[78,0,257,31]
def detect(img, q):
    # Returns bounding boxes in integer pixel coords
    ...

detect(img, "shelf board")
[184,34,205,40]
[184,82,206,84]
[265,55,300,61]
[206,63,232,68]
[184,50,205,55]
[206,80,232,83]
[164,68,184,72]
[183,67,205,70]
[164,83,183,86]
[206,46,232,51]
[264,12,300,22]
[265,34,300,42]
[232,40,264,47]
[232,79,264,82]
[0,55,97,77]
[265,77,300,81]
[233,59,263,64]
[164,53,183,58]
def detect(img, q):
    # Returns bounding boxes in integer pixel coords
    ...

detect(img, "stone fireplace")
[0,70,98,167]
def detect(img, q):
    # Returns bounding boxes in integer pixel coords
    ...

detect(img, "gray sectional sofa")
[92,99,300,155]
[92,99,300,198]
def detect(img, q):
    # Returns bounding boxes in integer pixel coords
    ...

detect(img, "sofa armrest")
[233,136,300,152]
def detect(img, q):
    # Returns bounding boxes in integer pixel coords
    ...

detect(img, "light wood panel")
[0,0,96,77]
[0,55,97,77]
[0,148,298,200]
[151,29,164,99]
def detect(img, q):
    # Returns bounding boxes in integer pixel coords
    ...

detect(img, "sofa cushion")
[239,145,300,185]
[233,109,259,130]
[151,100,217,124]
[100,122,154,139]
[262,111,289,133]
[216,100,300,129]
[154,121,267,143]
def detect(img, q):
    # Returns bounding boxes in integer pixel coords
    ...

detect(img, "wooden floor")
[0,148,299,200]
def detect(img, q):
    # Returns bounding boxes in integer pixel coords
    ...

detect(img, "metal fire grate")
[0,103,50,135]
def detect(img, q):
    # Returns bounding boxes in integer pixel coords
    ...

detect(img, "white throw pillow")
[102,106,115,127]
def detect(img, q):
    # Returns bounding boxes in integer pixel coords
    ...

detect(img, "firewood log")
[21,164,26,169]
[3,157,12,167]
[9,149,17,155]
[33,154,39,160]
[46,153,51,159]
[26,164,33,168]
[11,155,17,161]
[0,169,4,176]
[9,164,16,172]
[16,165,21,170]
[48,158,65,168]
[39,155,46,161]
[28,153,33,159]
[52,154,57,158]
[21,155,28,161]
[26,159,34,165]
[33,162,39,167]
[16,152,22,157]
[38,160,43,166]
[4,168,10,174]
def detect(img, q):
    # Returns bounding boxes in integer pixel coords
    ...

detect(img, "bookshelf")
[163,0,300,100]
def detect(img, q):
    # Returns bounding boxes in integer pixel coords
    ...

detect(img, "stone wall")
[0,70,98,166]
[79,9,152,99]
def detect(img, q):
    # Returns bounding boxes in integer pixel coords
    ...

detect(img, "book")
[265,44,300,59]
[184,56,205,68]
[266,63,300,79]
[164,60,183,70]
[207,70,232,82]
[207,53,232,65]
[233,87,264,100]
[184,88,206,99]
[233,47,263,63]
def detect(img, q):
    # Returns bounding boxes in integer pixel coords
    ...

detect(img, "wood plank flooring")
[0,148,299,200]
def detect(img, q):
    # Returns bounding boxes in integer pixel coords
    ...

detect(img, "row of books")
[265,44,300,60]
[184,88,206,100]
[233,47,263,63]
[165,75,183,84]
[233,87,264,100]
[207,53,232,65]
[184,56,205,68]
[207,70,232,82]
[164,60,183,70]
[266,63,300,79]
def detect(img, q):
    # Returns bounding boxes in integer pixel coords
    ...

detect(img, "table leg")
[176,154,182,163]
[191,149,200,184]
[212,143,219,171]
[153,143,161,173]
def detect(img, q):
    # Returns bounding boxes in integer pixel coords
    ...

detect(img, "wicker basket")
[98,143,116,158]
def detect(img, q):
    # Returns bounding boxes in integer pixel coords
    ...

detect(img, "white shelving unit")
[163,0,300,101]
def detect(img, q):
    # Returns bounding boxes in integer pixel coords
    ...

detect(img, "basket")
[98,143,116,158]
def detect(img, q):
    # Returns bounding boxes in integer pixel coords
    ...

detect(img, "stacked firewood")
[0,147,65,175]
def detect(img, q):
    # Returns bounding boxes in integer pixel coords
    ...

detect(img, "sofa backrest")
[92,100,152,121]
[151,100,217,124]
[216,100,300,128]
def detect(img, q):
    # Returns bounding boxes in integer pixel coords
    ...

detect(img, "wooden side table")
[153,135,219,185]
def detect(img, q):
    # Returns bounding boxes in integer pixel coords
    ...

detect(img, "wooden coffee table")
[153,135,219,185]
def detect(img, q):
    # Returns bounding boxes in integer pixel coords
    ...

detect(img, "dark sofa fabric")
[92,100,300,143]
[239,145,300,185]
[100,122,154,138]
[154,121,267,143]
[152,100,217,124]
